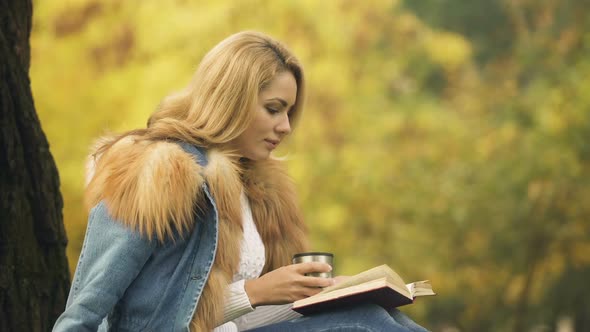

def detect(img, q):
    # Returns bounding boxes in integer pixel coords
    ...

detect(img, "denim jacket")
[53,144,218,332]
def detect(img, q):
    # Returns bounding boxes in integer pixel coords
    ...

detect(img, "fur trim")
[190,267,228,331]
[191,149,244,331]
[85,137,204,242]
[85,136,117,186]
[85,138,307,331]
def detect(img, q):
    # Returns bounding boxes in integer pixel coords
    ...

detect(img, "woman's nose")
[276,113,291,135]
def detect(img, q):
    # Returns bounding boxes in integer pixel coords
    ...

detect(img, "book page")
[407,280,435,297]
[321,265,407,294]
[295,277,391,307]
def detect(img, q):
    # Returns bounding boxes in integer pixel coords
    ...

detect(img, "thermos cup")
[292,252,334,278]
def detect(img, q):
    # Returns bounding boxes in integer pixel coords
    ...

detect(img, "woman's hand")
[244,262,334,307]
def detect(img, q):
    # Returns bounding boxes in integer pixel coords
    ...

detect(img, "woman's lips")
[265,139,279,149]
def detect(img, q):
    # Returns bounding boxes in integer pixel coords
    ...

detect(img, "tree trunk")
[0,1,70,331]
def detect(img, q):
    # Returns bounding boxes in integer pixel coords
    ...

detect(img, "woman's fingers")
[290,262,335,288]
[300,275,334,288]
[293,262,332,275]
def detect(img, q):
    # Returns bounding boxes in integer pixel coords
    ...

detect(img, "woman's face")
[229,71,297,161]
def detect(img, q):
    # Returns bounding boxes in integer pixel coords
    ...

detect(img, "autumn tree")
[0,1,70,330]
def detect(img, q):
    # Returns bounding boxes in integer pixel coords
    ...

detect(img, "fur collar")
[85,136,308,331]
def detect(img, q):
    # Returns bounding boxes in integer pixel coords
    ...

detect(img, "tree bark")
[0,1,70,331]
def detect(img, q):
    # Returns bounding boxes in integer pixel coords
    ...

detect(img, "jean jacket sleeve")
[53,202,157,331]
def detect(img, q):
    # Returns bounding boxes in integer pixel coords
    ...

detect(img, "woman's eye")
[266,107,279,114]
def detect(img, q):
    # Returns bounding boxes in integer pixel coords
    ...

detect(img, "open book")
[292,264,435,315]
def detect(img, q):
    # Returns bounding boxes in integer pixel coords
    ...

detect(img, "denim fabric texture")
[245,305,429,332]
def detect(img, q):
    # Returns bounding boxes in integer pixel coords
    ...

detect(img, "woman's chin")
[242,151,271,161]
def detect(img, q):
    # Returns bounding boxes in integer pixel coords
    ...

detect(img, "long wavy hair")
[97,30,305,153]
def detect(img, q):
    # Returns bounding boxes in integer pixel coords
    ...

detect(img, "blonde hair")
[101,31,305,152]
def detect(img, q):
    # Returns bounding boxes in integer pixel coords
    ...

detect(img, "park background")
[30,0,589,331]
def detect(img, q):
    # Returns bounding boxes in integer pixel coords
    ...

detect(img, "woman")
[53,31,428,331]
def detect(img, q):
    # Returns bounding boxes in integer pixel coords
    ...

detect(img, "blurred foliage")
[30,0,590,331]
